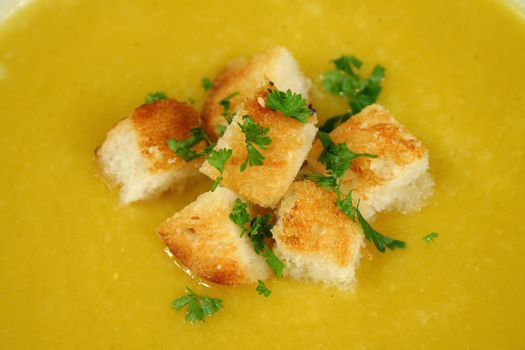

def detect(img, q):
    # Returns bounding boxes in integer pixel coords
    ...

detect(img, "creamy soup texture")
[0,0,524,349]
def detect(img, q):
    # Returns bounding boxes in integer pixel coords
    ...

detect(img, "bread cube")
[272,180,364,291]
[158,187,271,285]
[202,46,311,140]
[307,104,434,219]
[96,99,204,204]
[200,89,318,208]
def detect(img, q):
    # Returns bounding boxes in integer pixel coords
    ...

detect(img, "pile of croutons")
[96,47,433,291]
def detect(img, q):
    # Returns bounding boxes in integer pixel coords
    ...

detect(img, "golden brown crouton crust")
[201,47,298,141]
[158,192,254,285]
[275,180,362,266]
[201,58,247,140]
[202,89,317,208]
[308,104,427,197]
[131,99,203,172]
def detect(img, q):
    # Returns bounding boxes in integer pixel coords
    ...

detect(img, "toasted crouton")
[199,89,318,208]
[158,187,271,285]
[96,99,204,204]
[307,104,434,219]
[202,47,311,140]
[272,180,364,291]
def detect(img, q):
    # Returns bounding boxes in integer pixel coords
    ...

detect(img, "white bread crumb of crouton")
[202,47,311,140]
[96,99,205,204]
[272,180,364,291]
[158,187,271,285]
[200,88,318,208]
[307,104,434,219]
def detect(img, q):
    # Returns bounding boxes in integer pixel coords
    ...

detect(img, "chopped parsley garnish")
[207,148,232,191]
[423,232,439,242]
[145,91,168,104]
[307,132,405,253]
[336,190,356,221]
[220,92,239,118]
[303,173,338,191]
[356,208,406,252]
[167,127,213,161]
[238,115,272,172]
[247,213,273,254]
[262,246,285,278]
[266,88,313,123]
[249,214,284,277]
[201,77,213,91]
[256,280,272,297]
[188,97,195,105]
[216,124,227,137]
[317,132,377,179]
[229,199,251,236]
[320,55,385,132]
[319,112,352,133]
[172,287,222,324]
[217,92,239,136]
[228,199,284,277]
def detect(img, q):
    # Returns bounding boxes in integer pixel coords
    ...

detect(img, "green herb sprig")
[356,209,405,252]
[172,287,222,324]
[167,127,213,161]
[423,232,439,242]
[229,199,251,236]
[266,88,314,123]
[207,148,232,191]
[201,77,213,91]
[216,92,240,136]
[228,199,284,278]
[320,55,385,132]
[238,115,272,172]
[145,91,168,104]
[256,280,272,297]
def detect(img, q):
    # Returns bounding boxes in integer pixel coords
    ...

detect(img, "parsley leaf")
[238,115,272,172]
[266,89,313,123]
[216,124,227,137]
[248,214,284,277]
[145,91,168,104]
[336,189,356,221]
[207,148,232,191]
[423,232,439,242]
[247,213,273,254]
[262,245,285,278]
[317,132,377,178]
[356,208,406,252]
[333,55,362,72]
[220,92,239,117]
[320,55,385,132]
[256,280,272,297]
[172,287,222,324]
[319,112,352,133]
[228,202,285,277]
[167,127,213,161]
[229,199,251,236]
[216,92,239,136]
[304,174,338,191]
[201,77,213,91]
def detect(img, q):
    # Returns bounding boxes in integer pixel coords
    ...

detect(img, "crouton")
[96,99,204,204]
[199,89,318,208]
[158,187,271,285]
[307,104,434,219]
[272,180,364,291]
[201,47,311,140]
